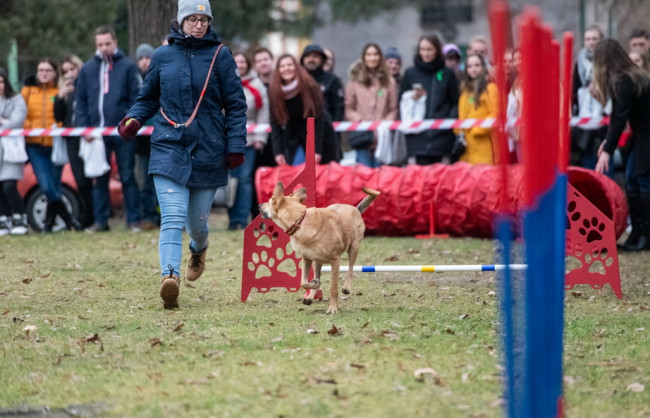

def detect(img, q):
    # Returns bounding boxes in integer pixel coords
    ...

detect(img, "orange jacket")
[21,81,59,147]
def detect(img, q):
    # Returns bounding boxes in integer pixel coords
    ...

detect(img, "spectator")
[468,35,490,59]
[22,59,81,232]
[119,0,247,309]
[630,50,650,72]
[133,43,160,231]
[254,47,274,87]
[628,28,650,56]
[594,39,650,251]
[504,48,517,91]
[229,51,269,230]
[456,54,497,164]
[250,46,276,219]
[268,54,340,166]
[442,43,463,85]
[323,48,335,73]
[384,47,403,86]
[53,55,94,228]
[399,34,460,165]
[571,25,610,173]
[506,49,522,162]
[344,43,398,168]
[300,44,345,123]
[75,25,142,232]
[0,67,28,236]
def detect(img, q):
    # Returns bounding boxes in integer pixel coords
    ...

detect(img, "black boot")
[42,203,56,233]
[624,195,649,252]
[51,199,83,231]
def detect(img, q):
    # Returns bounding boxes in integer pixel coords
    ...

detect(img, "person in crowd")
[133,43,160,230]
[628,28,650,57]
[506,49,522,162]
[571,25,611,173]
[118,0,247,309]
[504,48,518,91]
[76,25,142,232]
[0,67,28,236]
[630,50,650,72]
[268,53,340,166]
[399,34,460,165]
[250,46,276,219]
[468,36,490,59]
[254,47,274,87]
[323,48,335,73]
[228,51,269,230]
[384,47,403,87]
[22,59,81,232]
[300,44,344,124]
[344,43,398,167]
[594,39,650,252]
[53,54,94,228]
[456,54,497,165]
[442,43,463,84]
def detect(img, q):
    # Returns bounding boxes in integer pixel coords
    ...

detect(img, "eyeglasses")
[186,16,209,26]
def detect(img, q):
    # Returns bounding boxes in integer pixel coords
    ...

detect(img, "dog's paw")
[302,278,321,290]
[302,298,313,305]
[342,288,350,295]
[326,305,339,314]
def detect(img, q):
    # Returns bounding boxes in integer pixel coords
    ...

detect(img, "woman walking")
[118,0,248,309]
[594,39,650,251]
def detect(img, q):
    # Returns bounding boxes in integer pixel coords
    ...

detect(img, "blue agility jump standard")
[321,265,527,273]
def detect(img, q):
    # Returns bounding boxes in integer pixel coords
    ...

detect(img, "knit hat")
[136,44,154,60]
[384,47,402,63]
[177,0,213,23]
[442,43,461,59]
[300,44,327,65]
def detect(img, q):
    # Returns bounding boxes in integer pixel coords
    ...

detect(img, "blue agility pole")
[321,264,527,273]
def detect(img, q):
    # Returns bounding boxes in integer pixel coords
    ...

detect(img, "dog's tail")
[357,187,381,214]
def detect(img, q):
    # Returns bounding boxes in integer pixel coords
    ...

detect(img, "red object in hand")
[117,116,141,139]
[227,153,244,169]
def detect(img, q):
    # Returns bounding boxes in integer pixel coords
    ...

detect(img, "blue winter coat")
[75,49,141,128]
[126,26,247,188]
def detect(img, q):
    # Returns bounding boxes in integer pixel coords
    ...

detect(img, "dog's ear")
[290,187,307,203]
[273,182,285,198]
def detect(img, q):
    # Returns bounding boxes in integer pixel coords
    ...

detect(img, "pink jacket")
[344,61,398,122]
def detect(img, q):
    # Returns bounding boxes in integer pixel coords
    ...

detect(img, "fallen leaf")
[203,351,225,358]
[459,314,469,320]
[414,368,437,382]
[79,333,104,352]
[626,382,645,393]
[22,278,32,284]
[149,337,163,347]
[350,363,365,369]
[315,378,337,385]
[271,336,284,343]
[269,322,275,326]
[327,325,341,335]
[386,254,400,262]
[23,325,37,337]
[306,328,319,334]
[361,321,370,329]
[380,330,399,340]
[487,291,496,296]
[13,317,24,322]
[445,328,455,335]
[173,322,185,332]
[2,310,10,316]
[635,328,645,332]
[571,291,582,297]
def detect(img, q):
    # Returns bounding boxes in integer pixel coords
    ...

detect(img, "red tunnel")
[255,163,628,239]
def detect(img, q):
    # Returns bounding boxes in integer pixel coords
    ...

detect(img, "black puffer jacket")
[400,56,460,158]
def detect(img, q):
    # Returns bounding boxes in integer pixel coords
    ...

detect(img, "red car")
[17,158,123,232]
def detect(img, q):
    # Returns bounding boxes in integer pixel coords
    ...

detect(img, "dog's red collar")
[285,211,306,236]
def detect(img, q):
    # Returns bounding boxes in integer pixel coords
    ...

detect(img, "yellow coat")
[21,83,59,147]
[457,82,498,165]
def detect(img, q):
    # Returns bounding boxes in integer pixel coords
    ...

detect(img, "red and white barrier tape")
[0,117,610,137]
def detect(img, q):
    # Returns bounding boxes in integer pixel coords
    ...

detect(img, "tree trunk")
[127,0,177,55]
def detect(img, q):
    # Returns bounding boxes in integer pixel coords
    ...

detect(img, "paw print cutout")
[578,216,606,243]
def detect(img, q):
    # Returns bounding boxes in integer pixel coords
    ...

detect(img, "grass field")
[1,210,648,417]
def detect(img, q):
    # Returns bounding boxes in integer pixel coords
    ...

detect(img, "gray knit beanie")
[136,44,154,60]
[177,0,213,24]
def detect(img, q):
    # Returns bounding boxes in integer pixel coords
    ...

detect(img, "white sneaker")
[10,214,29,235]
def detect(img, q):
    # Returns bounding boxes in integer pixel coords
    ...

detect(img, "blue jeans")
[228,146,256,227]
[355,148,381,168]
[136,154,159,223]
[154,175,216,278]
[92,136,141,226]
[626,150,650,197]
[26,145,63,201]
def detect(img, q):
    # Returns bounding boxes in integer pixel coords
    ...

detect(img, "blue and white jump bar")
[322,264,528,273]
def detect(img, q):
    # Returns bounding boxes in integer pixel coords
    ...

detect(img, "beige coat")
[344,62,398,122]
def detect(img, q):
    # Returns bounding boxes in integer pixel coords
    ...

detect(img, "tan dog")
[260,182,380,313]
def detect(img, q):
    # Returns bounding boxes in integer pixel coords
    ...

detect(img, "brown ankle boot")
[160,274,181,309]
[186,244,208,281]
